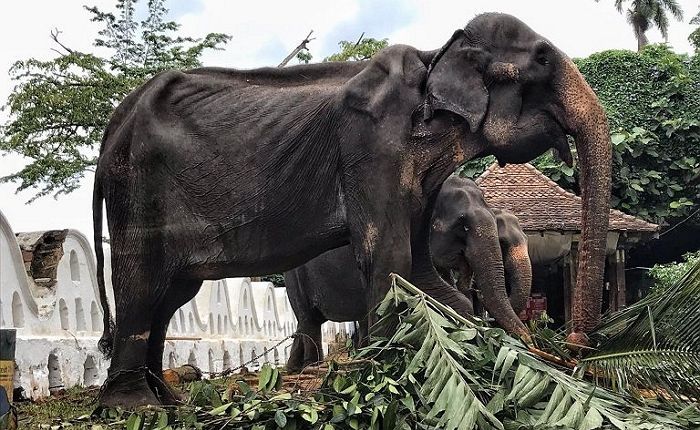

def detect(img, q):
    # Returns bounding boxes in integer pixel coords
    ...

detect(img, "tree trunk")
[634,21,649,51]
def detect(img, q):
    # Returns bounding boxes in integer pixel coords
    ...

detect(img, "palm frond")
[615,0,683,43]
[659,0,684,20]
[582,258,700,401]
[371,274,696,429]
[653,6,672,39]
[614,0,625,13]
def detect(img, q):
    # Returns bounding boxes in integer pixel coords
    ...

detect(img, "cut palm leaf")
[582,258,700,401]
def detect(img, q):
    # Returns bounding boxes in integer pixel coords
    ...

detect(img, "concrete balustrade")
[0,209,352,399]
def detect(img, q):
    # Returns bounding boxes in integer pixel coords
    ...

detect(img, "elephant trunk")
[467,221,530,343]
[503,241,532,315]
[416,272,475,317]
[556,58,612,345]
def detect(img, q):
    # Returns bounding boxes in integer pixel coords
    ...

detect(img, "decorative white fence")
[0,209,353,399]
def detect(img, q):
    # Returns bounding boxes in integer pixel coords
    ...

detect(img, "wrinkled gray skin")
[284,176,532,371]
[492,208,532,314]
[94,13,611,407]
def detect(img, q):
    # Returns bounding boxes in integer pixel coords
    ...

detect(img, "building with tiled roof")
[474,163,659,324]
[475,163,659,234]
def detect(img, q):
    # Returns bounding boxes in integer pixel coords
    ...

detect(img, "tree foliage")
[648,250,700,291]
[0,0,230,199]
[690,8,700,52]
[595,0,684,50]
[576,46,699,224]
[325,37,388,62]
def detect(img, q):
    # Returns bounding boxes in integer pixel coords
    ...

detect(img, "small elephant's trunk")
[503,241,532,315]
[467,222,530,343]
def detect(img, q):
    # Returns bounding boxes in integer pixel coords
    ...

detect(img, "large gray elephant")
[93,13,611,407]
[284,176,533,371]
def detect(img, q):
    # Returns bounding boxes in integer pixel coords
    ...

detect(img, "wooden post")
[607,253,618,312]
[0,329,16,403]
[616,249,627,309]
[606,249,627,311]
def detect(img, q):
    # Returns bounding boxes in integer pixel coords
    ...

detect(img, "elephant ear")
[425,30,490,132]
[342,45,427,121]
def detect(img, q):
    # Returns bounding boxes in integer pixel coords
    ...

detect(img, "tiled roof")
[474,163,659,233]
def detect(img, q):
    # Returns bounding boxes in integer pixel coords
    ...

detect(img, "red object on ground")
[518,294,548,321]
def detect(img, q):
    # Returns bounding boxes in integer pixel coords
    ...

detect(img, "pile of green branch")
[581,256,700,402]
[69,273,699,430]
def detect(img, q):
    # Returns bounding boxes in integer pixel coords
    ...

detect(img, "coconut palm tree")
[598,0,684,51]
[690,8,700,51]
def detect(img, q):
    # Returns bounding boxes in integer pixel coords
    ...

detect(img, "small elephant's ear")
[425,30,490,132]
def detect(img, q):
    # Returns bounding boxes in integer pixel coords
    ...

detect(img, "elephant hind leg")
[286,316,324,373]
[286,335,305,373]
[98,255,171,408]
[146,278,203,405]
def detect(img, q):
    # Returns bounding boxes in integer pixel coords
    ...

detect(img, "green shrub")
[649,251,700,292]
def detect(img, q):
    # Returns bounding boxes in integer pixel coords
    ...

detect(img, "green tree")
[690,8,700,51]
[649,250,700,291]
[324,35,388,62]
[596,0,684,51]
[0,0,230,199]
[576,46,699,224]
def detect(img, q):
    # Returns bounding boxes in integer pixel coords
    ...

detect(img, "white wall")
[0,209,349,399]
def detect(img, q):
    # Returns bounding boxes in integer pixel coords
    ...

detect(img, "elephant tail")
[93,173,114,358]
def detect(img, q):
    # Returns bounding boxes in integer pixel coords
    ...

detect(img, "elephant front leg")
[349,212,413,331]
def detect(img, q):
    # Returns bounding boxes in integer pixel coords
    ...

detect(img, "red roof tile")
[474,163,659,233]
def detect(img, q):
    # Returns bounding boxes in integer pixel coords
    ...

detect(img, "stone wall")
[0,209,353,399]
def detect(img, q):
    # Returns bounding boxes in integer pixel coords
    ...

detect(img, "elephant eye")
[536,55,549,66]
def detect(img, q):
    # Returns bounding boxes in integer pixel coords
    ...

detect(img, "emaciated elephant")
[93,13,611,407]
[284,176,533,371]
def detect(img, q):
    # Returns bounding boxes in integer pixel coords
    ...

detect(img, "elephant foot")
[97,367,161,409]
[286,336,305,373]
[286,333,323,373]
[146,370,184,405]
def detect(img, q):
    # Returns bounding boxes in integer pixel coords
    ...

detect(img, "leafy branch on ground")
[39,274,700,429]
[582,256,700,402]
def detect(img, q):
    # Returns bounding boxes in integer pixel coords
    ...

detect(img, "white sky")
[1,0,698,246]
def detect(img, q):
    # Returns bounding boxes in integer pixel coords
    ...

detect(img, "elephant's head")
[431,176,529,341]
[426,13,611,343]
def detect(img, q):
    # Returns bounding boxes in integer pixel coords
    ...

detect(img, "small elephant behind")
[283,176,532,371]
[438,207,532,319]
